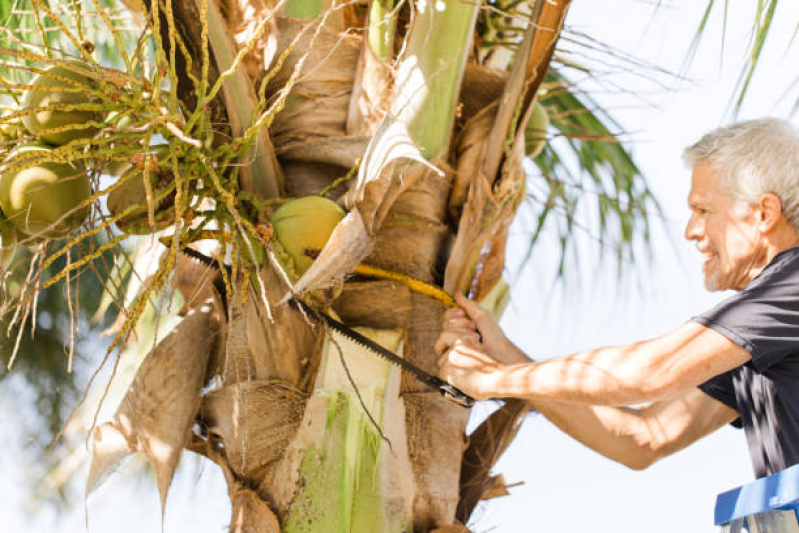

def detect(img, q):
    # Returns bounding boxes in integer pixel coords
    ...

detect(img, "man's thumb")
[455,294,486,322]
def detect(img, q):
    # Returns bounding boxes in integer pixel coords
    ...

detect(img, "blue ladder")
[715,463,799,532]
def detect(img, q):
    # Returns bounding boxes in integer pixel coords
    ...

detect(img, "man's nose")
[684,213,702,241]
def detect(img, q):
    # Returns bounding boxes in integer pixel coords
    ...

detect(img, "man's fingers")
[444,307,466,320]
[445,316,475,331]
[434,330,481,358]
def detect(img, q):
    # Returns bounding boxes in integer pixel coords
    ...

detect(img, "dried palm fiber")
[332,280,412,329]
[201,380,308,479]
[222,266,316,386]
[404,392,470,532]
[358,161,453,283]
[250,17,370,197]
[444,121,526,300]
[230,488,281,533]
[456,399,528,523]
[346,43,394,137]
[275,136,369,169]
[480,474,512,501]
[448,106,496,225]
[86,299,222,508]
[263,17,359,144]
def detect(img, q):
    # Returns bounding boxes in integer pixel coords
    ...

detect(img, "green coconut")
[22,63,101,146]
[270,196,346,276]
[1,208,19,268]
[524,101,549,158]
[0,143,91,238]
[107,166,175,235]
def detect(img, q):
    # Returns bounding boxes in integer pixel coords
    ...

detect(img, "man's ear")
[758,193,783,233]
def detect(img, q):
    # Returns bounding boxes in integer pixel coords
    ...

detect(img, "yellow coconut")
[107,166,175,235]
[270,196,345,276]
[0,143,91,238]
[524,101,549,158]
[22,63,101,146]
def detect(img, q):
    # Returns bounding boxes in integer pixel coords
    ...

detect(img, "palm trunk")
[87,1,572,531]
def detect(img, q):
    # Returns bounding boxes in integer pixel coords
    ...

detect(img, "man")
[436,118,799,477]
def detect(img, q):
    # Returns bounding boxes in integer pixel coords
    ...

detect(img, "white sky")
[2,1,799,532]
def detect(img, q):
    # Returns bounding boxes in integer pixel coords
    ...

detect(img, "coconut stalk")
[197,0,284,200]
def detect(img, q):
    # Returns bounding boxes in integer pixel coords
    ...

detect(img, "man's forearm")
[528,399,659,470]
[494,342,662,406]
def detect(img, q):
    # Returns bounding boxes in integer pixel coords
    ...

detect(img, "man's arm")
[530,388,739,470]
[437,295,751,404]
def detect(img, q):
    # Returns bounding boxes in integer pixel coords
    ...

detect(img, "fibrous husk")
[480,474,512,501]
[172,240,221,315]
[332,281,412,329]
[86,300,221,508]
[265,17,360,148]
[443,110,526,299]
[275,136,368,169]
[448,106,495,224]
[365,220,450,285]
[456,400,528,523]
[230,488,281,533]
[403,392,470,531]
[201,380,308,480]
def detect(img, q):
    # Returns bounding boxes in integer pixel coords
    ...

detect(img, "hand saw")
[178,246,476,408]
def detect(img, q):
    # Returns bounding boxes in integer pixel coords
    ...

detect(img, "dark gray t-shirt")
[693,247,799,478]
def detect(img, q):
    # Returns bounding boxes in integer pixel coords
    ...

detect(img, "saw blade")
[176,247,475,407]
[288,298,475,408]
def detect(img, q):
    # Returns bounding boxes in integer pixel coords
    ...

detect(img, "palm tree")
[0,1,792,532]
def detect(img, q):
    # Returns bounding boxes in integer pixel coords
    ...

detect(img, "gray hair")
[683,118,799,230]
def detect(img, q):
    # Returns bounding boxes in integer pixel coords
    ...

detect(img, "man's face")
[684,163,767,291]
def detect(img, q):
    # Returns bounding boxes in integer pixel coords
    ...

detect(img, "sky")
[1,1,798,532]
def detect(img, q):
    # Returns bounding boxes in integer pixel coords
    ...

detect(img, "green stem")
[367,0,397,61]
[196,0,283,199]
[392,0,480,160]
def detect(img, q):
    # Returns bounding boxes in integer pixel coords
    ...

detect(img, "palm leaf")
[518,68,659,275]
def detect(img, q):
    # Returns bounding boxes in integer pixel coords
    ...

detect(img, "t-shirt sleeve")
[698,370,742,428]
[690,253,799,372]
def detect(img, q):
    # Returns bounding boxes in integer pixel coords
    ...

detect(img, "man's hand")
[434,294,530,365]
[437,340,506,400]
[434,294,532,400]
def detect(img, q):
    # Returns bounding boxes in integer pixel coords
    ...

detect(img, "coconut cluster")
[0,63,98,245]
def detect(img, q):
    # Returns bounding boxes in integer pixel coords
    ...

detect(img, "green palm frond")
[521,69,660,275]
[683,0,797,116]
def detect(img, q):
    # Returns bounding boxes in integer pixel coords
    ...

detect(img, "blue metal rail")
[716,463,799,532]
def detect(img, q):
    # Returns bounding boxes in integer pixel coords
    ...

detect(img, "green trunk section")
[283,328,410,533]
[392,0,480,159]
[367,0,397,61]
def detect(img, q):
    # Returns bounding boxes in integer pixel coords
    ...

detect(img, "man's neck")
[763,222,799,265]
